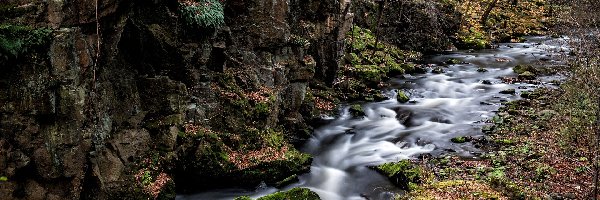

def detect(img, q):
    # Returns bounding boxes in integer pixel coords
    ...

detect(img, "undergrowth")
[0,24,52,63]
[179,0,225,29]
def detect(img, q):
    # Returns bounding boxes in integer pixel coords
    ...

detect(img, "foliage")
[446,0,553,49]
[0,24,52,62]
[336,26,422,101]
[179,0,225,28]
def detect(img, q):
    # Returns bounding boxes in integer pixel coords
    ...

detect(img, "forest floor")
[400,86,597,199]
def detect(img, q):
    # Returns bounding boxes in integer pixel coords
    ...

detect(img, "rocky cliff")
[0,0,459,199]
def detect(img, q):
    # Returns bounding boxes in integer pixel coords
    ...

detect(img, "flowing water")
[178,36,569,200]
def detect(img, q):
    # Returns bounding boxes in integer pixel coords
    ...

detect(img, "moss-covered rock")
[349,104,365,117]
[372,160,425,191]
[397,91,410,103]
[451,136,468,143]
[518,71,536,80]
[235,187,320,200]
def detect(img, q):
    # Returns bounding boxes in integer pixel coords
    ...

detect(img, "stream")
[177,36,570,200]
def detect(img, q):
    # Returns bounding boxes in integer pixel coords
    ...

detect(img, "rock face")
[0,0,352,199]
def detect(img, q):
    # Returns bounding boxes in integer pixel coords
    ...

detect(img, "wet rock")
[395,108,412,124]
[235,187,320,200]
[513,64,536,74]
[451,136,469,143]
[349,104,365,117]
[477,68,488,72]
[397,91,410,103]
[500,89,516,94]
[445,58,463,65]
[482,80,492,85]
[518,71,536,80]
[432,67,445,74]
[370,160,424,191]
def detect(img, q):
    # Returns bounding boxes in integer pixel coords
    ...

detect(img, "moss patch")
[372,160,427,191]
[235,187,320,200]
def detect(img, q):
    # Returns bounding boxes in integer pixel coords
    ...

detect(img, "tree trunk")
[480,0,499,25]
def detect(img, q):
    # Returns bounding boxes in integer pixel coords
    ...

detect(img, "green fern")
[180,0,225,28]
[0,24,52,62]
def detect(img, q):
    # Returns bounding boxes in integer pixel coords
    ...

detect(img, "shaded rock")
[482,80,492,85]
[432,67,445,74]
[500,89,516,94]
[395,108,412,124]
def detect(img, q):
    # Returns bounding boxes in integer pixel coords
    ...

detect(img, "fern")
[179,0,225,28]
[0,24,52,62]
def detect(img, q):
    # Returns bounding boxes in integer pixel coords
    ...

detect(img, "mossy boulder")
[397,91,410,103]
[513,65,536,74]
[371,160,425,191]
[349,104,365,117]
[234,187,320,200]
[451,136,468,143]
[518,71,536,80]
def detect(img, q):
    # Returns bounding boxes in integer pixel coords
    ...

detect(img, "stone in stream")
[482,80,493,85]
[349,104,365,117]
[397,91,410,103]
[394,108,412,124]
[432,67,445,74]
[518,71,536,80]
[513,64,536,74]
[445,58,463,65]
[234,188,320,200]
[477,68,488,72]
[500,89,516,94]
[370,160,424,191]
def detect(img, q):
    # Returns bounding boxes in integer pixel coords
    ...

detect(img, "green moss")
[180,0,224,28]
[513,65,536,74]
[257,188,320,200]
[349,104,365,117]
[445,58,462,65]
[262,129,285,148]
[0,176,7,181]
[375,160,424,191]
[397,91,410,103]
[518,71,536,80]
[451,136,467,143]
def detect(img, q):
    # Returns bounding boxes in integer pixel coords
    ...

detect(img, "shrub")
[179,0,225,28]
[0,24,52,62]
